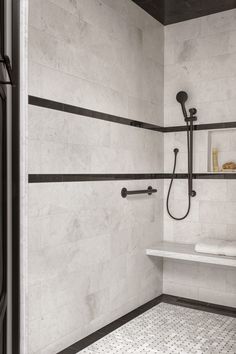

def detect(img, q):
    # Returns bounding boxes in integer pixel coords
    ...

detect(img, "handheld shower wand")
[176,91,188,119]
[166,91,197,220]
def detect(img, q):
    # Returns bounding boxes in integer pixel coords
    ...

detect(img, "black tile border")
[28,173,236,183]
[28,173,163,183]
[57,294,236,354]
[165,173,236,179]
[164,121,236,133]
[28,96,236,134]
[28,96,164,132]
[28,96,236,183]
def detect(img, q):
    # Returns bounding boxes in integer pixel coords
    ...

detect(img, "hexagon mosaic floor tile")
[78,303,236,353]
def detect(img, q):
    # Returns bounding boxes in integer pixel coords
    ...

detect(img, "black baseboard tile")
[57,295,164,354]
[57,294,236,354]
[162,294,236,318]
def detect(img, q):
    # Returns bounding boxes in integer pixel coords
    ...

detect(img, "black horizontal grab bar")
[121,186,157,198]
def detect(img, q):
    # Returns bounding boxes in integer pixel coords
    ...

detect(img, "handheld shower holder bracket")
[185,116,197,122]
[191,190,197,197]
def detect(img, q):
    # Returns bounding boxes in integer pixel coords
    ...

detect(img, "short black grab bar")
[121,186,157,198]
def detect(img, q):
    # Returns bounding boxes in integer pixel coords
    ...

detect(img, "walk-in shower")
[166,91,197,220]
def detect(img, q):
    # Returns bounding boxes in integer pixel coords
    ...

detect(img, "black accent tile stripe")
[169,173,236,179]
[163,121,236,133]
[28,96,164,132]
[28,173,236,183]
[57,294,236,354]
[28,173,163,183]
[29,96,236,133]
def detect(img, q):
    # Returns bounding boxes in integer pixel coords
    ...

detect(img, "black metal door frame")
[11,0,20,353]
[0,86,7,354]
[0,1,8,353]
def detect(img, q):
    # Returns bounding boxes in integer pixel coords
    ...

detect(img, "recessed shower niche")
[208,129,236,172]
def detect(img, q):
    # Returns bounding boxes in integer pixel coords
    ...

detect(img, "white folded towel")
[195,239,236,257]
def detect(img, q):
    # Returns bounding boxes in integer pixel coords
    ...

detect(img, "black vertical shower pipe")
[187,107,197,198]
[188,119,195,197]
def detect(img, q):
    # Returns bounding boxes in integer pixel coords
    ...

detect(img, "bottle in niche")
[212,148,219,172]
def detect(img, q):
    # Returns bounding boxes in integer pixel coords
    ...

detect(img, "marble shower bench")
[146,242,236,267]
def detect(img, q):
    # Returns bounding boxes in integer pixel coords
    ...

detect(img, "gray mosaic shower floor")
[78,303,236,354]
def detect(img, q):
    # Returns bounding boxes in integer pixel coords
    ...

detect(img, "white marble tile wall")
[164,130,208,173]
[28,105,163,174]
[164,9,236,126]
[28,2,236,352]
[163,179,236,306]
[29,0,164,126]
[28,0,164,353]
[163,10,236,307]
[163,260,236,308]
[28,180,163,353]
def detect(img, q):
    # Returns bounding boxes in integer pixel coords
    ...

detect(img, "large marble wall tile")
[28,0,165,352]
[28,105,163,174]
[128,96,163,126]
[163,177,236,306]
[100,0,128,18]
[28,179,163,352]
[29,0,164,124]
[201,9,236,37]
[164,11,236,308]
[164,9,236,126]
[198,287,236,308]
[163,260,236,307]
[199,201,236,224]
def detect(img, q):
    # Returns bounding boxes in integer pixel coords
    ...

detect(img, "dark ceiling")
[132,0,236,25]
